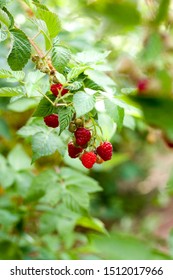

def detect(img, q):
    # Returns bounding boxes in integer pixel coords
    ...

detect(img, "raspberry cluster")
[43,83,113,169]
[68,122,113,169]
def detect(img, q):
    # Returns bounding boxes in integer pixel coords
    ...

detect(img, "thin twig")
[38,90,55,106]
[31,31,41,41]
[29,38,45,58]
[55,103,69,107]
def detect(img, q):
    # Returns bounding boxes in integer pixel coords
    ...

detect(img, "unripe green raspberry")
[74,118,84,128]
[68,122,77,133]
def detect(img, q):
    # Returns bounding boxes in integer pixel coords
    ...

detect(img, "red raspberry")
[50,83,69,97]
[74,128,91,147]
[137,79,148,93]
[96,141,113,161]
[81,152,97,169]
[44,114,59,128]
[68,142,83,158]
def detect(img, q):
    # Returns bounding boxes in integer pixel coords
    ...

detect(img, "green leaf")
[8,28,31,71]
[91,231,171,260]
[25,70,47,97]
[61,167,102,193]
[157,70,172,95]
[0,69,13,78]
[155,0,170,24]
[0,8,10,27]
[32,0,49,11]
[76,50,110,65]
[40,186,62,206]
[0,209,19,230]
[30,169,58,192]
[17,118,48,138]
[84,78,104,91]
[39,206,79,236]
[7,144,31,171]
[63,185,89,212]
[0,241,22,260]
[56,215,77,236]
[77,217,107,234]
[129,96,173,140]
[111,95,141,117]
[0,118,11,139]
[123,113,135,130]
[140,33,163,63]
[0,86,23,97]
[8,97,37,112]
[0,69,25,81]
[31,131,66,162]
[89,0,141,28]
[67,66,89,81]
[32,19,51,50]
[52,38,71,73]
[97,113,116,140]
[55,71,66,84]
[12,71,25,81]
[56,106,74,134]
[15,172,33,198]
[0,155,15,188]
[85,69,115,89]
[36,8,61,38]
[3,7,14,28]
[67,81,83,91]
[0,0,8,8]
[0,29,7,41]
[73,91,95,117]
[33,94,55,117]
[27,169,61,205]
[104,99,124,131]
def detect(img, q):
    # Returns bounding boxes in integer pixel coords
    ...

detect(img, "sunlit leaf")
[73,91,95,117]
[8,28,31,70]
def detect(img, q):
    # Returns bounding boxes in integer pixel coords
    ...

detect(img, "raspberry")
[96,141,113,161]
[44,114,59,128]
[50,83,69,97]
[68,122,77,133]
[74,128,91,147]
[74,118,84,128]
[137,79,148,93]
[68,142,83,158]
[81,152,97,169]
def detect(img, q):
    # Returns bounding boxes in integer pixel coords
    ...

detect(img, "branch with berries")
[42,82,113,169]
[0,0,116,168]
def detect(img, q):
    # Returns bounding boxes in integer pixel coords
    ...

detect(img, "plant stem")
[31,31,41,41]
[29,38,45,58]
[55,103,69,107]
[38,90,55,106]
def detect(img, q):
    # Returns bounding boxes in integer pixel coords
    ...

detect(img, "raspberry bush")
[0,0,173,260]
[0,0,116,168]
